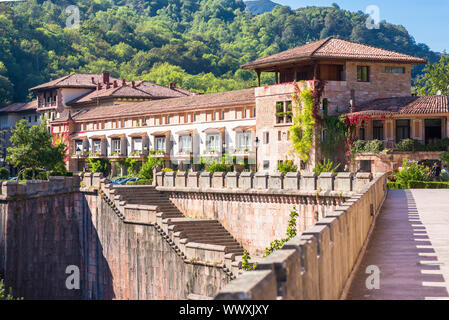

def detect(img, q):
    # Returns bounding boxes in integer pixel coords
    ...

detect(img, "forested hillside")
[0,0,440,107]
[245,0,280,15]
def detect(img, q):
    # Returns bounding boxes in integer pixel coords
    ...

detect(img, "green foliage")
[415,53,449,96]
[313,159,341,176]
[264,208,299,257]
[441,151,449,166]
[241,250,257,271]
[407,180,449,189]
[87,158,109,176]
[125,158,141,177]
[127,179,153,185]
[0,1,436,105]
[425,138,449,151]
[321,115,347,159]
[138,156,163,180]
[393,158,430,187]
[395,139,424,152]
[0,167,9,180]
[289,88,314,163]
[352,139,384,153]
[278,160,297,173]
[201,155,234,173]
[161,168,174,173]
[7,120,66,179]
[387,181,404,189]
[0,279,21,300]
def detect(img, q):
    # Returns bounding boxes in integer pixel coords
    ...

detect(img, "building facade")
[8,37,449,175]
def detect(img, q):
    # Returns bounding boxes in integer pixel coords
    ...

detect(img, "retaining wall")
[215,173,387,300]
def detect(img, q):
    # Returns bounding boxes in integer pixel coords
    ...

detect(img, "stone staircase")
[99,184,244,279]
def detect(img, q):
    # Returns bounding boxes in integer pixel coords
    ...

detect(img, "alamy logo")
[365,5,381,30]
[365,265,380,290]
[66,5,80,29]
[65,265,80,290]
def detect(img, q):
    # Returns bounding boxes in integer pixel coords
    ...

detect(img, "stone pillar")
[354,172,373,192]
[212,172,225,188]
[225,172,239,189]
[239,172,253,189]
[83,172,92,188]
[187,172,199,188]
[318,172,335,191]
[199,172,212,188]
[254,172,268,189]
[164,171,175,187]
[156,172,164,186]
[92,172,103,187]
[268,172,284,190]
[335,172,353,192]
[175,171,187,187]
[301,172,317,191]
[284,172,300,190]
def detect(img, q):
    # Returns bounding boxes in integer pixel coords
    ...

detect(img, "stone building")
[46,38,449,174]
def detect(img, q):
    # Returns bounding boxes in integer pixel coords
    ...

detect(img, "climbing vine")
[342,114,371,163]
[288,83,315,163]
[241,250,258,271]
[264,208,299,257]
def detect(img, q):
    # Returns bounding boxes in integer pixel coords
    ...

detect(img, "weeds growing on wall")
[241,250,258,271]
[264,208,299,257]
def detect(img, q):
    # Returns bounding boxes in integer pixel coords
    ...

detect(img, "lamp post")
[254,137,260,172]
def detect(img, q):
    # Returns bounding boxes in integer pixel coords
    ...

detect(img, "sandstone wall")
[215,173,387,300]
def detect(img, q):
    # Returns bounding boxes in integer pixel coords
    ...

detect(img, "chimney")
[122,79,126,86]
[106,83,110,89]
[131,81,135,87]
[91,77,95,84]
[103,72,110,85]
[97,83,102,90]
[169,82,176,90]
[113,80,118,88]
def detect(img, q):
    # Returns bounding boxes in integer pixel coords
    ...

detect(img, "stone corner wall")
[214,173,387,300]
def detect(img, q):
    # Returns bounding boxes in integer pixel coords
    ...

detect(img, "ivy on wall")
[288,83,315,163]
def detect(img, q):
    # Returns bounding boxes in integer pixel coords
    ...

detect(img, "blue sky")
[275,0,448,53]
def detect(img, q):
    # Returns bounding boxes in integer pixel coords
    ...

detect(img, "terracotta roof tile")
[242,37,427,69]
[30,74,119,91]
[352,96,449,115]
[0,100,38,114]
[56,88,255,122]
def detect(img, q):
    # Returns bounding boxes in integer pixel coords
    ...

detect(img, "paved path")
[347,189,449,300]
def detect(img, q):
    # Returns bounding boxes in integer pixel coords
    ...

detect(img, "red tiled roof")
[0,100,38,114]
[29,74,119,91]
[136,81,196,98]
[241,37,427,69]
[54,88,255,122]
[351,96,449,115]
[67,85,153,105]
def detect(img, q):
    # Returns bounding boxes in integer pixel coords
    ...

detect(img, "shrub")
[364,140,384,153]
[425,138,449,151]
[128,179,153,185]
[205,163,232,173]
[393,158,430,187]
[407,180,449,189]
[139,156,164,180]
[441,151,449,167]
[0,167,9,180]
[87,158,109,176]
[19,168,46,180]
[352,140,367,153]
[395,139,424,152]
[278,160,297,173]
[313,159,341,176]
[161,168,174,173]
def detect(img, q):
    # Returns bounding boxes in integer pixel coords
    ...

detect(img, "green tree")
[415,53,449,96]
[7,120,66,179]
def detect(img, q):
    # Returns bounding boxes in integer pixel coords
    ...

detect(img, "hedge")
[127,179,153,185]
[387,181,404,189]
[407,180,449,189]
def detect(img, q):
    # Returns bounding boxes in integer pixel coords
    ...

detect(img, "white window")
[111,139,121,154]
[92,140,101,154]
[155,137,166,152]
[206,134,220,152]
[236,132,252,151]
[133,138,142,152]
[179,135,192,153]
[75,140,83,154]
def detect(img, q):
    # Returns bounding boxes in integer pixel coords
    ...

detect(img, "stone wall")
[156,171,373,255]
[0,176,230,300]
[214,173,387,300]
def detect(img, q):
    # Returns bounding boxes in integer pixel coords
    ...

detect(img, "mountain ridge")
[245,0,281,15]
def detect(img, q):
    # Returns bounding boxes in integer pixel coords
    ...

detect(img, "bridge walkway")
[347,189,449,300]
